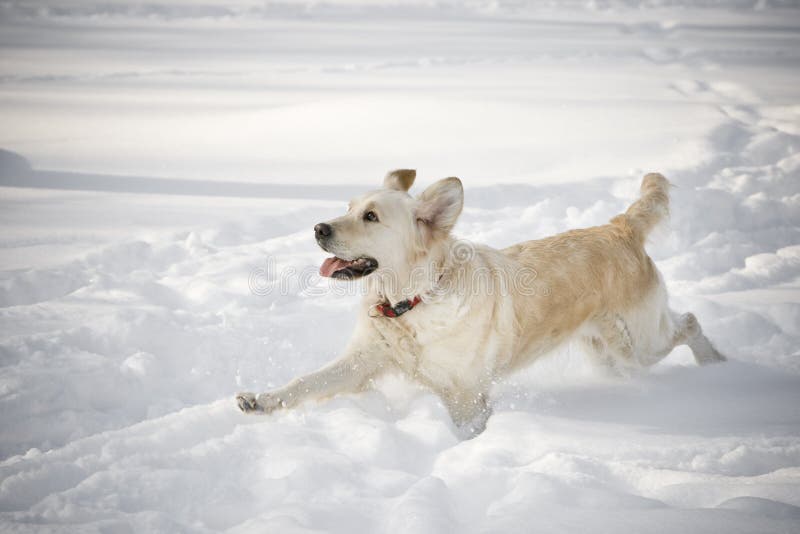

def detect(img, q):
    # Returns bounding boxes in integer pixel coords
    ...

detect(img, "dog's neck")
[366,237,456,308]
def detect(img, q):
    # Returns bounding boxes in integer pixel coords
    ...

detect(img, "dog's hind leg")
[582,308,725,372]
[579,313,636,375]
[651,311,726,366]
[613,274,726,367]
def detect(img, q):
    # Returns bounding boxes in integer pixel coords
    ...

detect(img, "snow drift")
[1,1,799,533]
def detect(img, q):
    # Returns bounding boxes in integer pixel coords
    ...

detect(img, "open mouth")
[319,256,378,280]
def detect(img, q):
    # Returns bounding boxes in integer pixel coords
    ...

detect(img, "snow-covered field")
[1,1,800,532]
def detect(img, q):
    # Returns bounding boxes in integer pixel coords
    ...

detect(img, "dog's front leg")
[439,389,493,437]
[236,337,388,415]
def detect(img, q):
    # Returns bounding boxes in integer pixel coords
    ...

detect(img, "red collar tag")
[376,295,422,318]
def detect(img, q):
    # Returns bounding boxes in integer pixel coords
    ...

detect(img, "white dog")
[237,170,724,434]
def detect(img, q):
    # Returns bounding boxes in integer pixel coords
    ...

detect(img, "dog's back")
[499,173,723,373]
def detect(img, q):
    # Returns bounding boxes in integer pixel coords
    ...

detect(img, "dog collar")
[376,295,422,318]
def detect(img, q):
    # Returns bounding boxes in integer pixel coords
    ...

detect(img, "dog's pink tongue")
[320,257,350,277]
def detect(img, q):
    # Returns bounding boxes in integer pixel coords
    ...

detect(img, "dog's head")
[315,169,463,280]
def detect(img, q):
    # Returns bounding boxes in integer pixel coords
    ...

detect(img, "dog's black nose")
[314,223,332,239]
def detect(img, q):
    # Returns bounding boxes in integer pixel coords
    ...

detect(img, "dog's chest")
[383,298,489,387]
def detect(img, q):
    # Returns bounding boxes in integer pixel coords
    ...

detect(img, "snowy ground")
[1,1,800,533]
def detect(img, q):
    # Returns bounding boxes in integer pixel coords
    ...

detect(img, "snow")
[1,1,799,532]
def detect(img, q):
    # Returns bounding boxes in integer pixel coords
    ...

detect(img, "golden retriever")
[237,170,724,435]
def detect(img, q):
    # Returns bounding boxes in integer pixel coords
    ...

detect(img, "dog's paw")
[236,392,261,413]
[235,391,285,414]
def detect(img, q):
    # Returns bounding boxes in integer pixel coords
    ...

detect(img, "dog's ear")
[416,177,463,238]
[384,169,416,192]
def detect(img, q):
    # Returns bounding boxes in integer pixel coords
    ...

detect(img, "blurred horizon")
[2,0,799,186]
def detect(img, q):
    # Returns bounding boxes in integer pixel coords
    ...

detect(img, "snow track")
[1,1,799,532]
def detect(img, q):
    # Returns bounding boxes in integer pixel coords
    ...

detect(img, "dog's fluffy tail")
[613,173,670,242]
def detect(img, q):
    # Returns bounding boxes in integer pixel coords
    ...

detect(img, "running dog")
[237,170,724,434]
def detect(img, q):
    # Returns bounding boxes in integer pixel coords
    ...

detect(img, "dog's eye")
[363,211,379,223]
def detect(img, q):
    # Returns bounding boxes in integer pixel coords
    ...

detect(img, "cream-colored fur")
[237,170,725,435]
